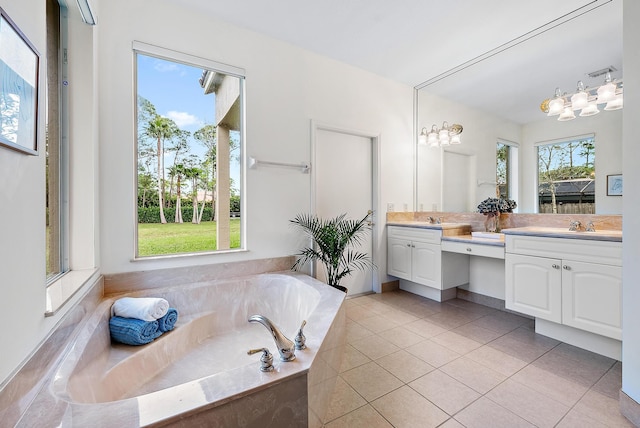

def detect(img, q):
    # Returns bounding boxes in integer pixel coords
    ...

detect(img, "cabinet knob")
[552,264,560,269]
[407,243,411,247]
[466,248,472,252]
[563,265,571,270]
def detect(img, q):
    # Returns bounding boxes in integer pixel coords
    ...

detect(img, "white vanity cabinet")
[388,226,441,288]
[505,234,622,340]
[387,226,469,295]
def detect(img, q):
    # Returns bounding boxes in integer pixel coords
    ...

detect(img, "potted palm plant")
[290,212,374,293]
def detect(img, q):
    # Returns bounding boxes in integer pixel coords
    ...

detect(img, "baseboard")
[620,390,640,427]
[381,280,399,293]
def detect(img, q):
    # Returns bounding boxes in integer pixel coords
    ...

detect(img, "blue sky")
[137,54,241,189]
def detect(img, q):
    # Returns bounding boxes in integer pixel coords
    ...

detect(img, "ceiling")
[166,0,622,124]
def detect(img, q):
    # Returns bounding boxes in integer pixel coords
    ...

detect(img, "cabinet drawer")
[388,226,441,244]
[441,241,504,259]
[506,235,621,266]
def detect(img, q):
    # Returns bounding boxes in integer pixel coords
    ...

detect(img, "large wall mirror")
[415,0,622,215]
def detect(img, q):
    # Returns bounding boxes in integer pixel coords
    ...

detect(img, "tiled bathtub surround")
[13,271,345,427]
[0,276,104,427]
[387,212,623,233]
[104,256,296,295]
[327,290,633,427]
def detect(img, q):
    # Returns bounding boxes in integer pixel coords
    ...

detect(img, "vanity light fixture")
[541,71,623,121]
[418,121,463,147]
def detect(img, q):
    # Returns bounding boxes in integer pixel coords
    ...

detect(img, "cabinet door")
[412,242,442,288]
[505,253,562,322]
[562,260,622,340]
[387,237,412,280]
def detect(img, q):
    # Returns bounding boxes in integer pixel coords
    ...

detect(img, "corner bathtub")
[46,272,346,427]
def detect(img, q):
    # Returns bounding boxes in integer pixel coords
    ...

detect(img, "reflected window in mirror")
[497,140,519,205]
[537,135,595,214]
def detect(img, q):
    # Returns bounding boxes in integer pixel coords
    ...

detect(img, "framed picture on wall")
[0,7,39,155]
[607,174,623,196]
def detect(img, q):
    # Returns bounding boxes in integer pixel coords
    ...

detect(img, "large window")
[46,0,68,281]
[537,135,595,214]
[134,44,244,257]
[496,140,518,204]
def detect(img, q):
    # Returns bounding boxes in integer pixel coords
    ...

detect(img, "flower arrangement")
[477,197,517,214]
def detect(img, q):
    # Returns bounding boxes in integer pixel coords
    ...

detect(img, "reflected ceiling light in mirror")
[418,122,462,147]
[542,71,622,121]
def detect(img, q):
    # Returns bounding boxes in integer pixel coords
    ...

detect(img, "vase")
[484,213,500,233]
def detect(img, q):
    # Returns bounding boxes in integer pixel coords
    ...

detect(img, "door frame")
[310,120,381,293]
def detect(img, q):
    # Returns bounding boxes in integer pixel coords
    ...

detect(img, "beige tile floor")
[324,290,633,428]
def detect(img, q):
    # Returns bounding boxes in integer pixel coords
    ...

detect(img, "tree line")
[137,96,239,224]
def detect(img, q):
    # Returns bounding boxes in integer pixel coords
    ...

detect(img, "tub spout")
[248,315,296,361]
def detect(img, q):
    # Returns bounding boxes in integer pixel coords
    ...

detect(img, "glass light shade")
[571,91,589,110]
[450,134,461,144]
[548,97,565,116]
[418,128,428,145]
[427,130,438,146]
[604,94,623,111]
[597,82,616,103]
[579,101,600,117]
[558,106,576,121]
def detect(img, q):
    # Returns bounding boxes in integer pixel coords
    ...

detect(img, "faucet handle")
[295,320,307,350]
[248,348,275,372]
[585,221,596,232]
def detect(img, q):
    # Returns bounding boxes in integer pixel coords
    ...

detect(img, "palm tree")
[144,116,178,224]
[290,212,374,292]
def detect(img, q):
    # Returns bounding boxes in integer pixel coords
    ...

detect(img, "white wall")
[416,91,522,212]
[521,111,623,214]
[622,0,640,409]
[97,0,414,280]
[0,1,98,384]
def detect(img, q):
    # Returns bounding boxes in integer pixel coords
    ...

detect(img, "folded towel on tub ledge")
[110,297,169,322]
[158,308,178,332]
[109,316,162,345]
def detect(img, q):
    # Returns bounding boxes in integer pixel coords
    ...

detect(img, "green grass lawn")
[137,219,241,256]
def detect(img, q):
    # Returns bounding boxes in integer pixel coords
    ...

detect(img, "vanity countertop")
[387,221,471,230]
[502,226,622,242]
[387,221,472,237]
[441,234,505,247]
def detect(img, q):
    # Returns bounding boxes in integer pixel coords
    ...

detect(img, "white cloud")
[154,62,180,73]
[165,111,201,128]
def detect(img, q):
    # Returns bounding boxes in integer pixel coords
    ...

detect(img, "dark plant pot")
[331,284,348,293]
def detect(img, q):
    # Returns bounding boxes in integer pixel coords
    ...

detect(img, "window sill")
[45,268,100,317]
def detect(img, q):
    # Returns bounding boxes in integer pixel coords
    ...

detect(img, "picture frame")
[0,7,39,155]
[607,174,623,196]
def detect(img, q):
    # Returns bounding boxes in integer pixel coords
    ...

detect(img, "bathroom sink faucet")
[248,315,296,361]
[569,220,582,231]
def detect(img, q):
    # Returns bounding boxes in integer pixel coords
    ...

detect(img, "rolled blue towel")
[158,308,178,332]
[109,316,162,345]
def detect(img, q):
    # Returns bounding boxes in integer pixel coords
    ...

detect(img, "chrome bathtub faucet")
[248,315,296,361]
[247,347,275,372]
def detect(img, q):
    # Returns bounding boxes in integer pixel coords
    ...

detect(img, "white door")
[314,127,375,295]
